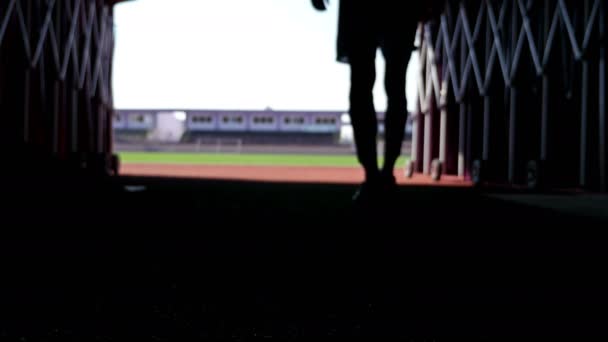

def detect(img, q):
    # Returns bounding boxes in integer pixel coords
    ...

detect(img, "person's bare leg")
[349,47,379,183]
[381,46,410,183]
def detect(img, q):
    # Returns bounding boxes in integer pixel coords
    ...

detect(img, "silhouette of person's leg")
[381,42,411,181]
[349,43,379,183]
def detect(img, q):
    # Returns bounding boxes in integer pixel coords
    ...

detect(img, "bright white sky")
[112,0,419,112]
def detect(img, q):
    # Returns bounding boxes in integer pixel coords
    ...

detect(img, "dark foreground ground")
[1,171,607,340]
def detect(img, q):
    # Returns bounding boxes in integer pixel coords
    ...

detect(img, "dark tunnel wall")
[409,0,607,192]
[0,0,127,177]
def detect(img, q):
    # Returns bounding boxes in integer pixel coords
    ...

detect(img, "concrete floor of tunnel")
[2,175,607,338]
[109,175,607,229]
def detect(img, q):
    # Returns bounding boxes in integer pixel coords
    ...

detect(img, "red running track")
[121,164,472,187]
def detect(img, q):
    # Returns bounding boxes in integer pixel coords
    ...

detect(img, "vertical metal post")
[52,81,60,155]
[580,0,590,187]
[439,108,448,164]
[483,10,492,162]
[580,62,589,186]
[599,0,606,192]
[23,0,32,144]
[423,110,432,175]
[411,113,419,167]
[71,88,78,153]
[23,69,31,143]
[508,0,518,184]
[482,97,490,161]
[458,4,468,179]
[411,110,421,171]
[53,0,61,155]
[97,103,104,154]
[541,0,550,162]
[458,102,466,178]
[423,43,433,175]
[438,6,448,167]
[412,28,425,173]
[39,53,49,152]
[509,88,517,184]
[466,101,473,179]
[86,90,94,151]
[439,82,448,164]
[541,76,549,160]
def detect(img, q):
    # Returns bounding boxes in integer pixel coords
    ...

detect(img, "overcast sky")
[112,0,419,112]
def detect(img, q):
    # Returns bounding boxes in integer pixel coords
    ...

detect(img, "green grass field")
[119,152,409,168]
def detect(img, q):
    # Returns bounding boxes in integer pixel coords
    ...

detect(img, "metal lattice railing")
[0,0,117,169]
[410,0,607,191]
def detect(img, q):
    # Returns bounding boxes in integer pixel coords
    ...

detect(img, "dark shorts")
[337,1,419,64]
